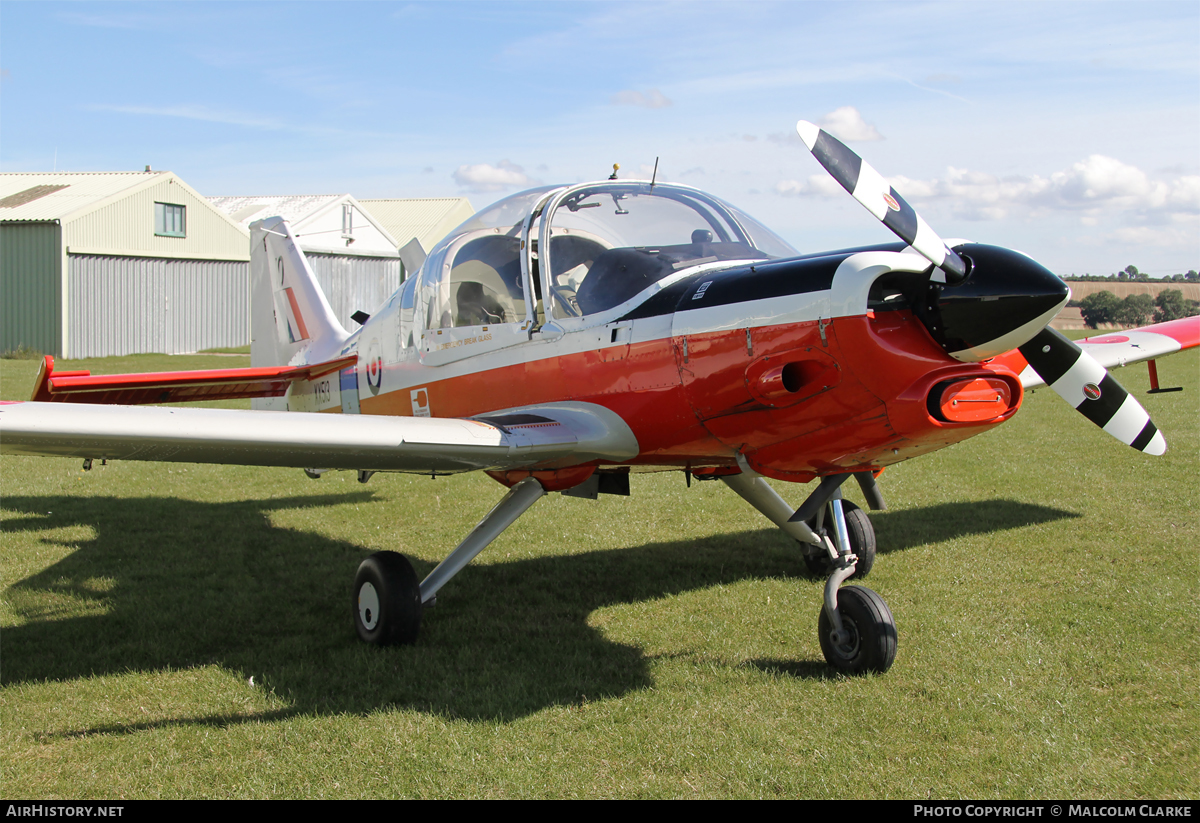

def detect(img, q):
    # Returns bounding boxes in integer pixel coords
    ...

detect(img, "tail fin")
[250,217,350,410]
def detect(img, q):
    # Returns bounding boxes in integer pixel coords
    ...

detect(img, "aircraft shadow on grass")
[2,492,1078,728]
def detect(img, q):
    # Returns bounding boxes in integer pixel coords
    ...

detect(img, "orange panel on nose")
[935,377,1012,423]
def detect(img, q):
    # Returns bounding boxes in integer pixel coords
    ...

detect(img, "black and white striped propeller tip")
[1019,329,1166,455]
[795,119,968,283]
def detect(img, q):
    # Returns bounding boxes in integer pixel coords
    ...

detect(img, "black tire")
[803,500,876,579]
[353,551,422,646]
[817,585,897,674]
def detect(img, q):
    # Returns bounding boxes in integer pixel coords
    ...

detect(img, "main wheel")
[817,585,896,674]
[803,500,876,579]
[353,551,422,646]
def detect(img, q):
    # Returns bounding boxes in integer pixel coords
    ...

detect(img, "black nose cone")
[925,244,1069,362]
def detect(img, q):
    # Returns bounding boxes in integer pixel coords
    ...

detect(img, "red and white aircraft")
[4,122,1197,674]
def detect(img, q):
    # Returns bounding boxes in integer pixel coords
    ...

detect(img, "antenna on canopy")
[650,157,659,189]
[609,163,620,180]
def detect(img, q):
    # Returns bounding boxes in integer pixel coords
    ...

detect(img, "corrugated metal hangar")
[2,171,476,360]
[1,171,250,358]
[209,193,404,332]
[209,195,474,331]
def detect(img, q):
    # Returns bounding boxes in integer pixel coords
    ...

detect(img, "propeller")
[795,120,968,283]
[795,119,1166,455]
[1019,328,1166,455]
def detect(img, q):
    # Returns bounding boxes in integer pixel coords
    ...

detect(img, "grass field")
[2,348,1196,799]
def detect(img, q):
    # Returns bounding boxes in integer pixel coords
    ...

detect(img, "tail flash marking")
[278,287,310,343]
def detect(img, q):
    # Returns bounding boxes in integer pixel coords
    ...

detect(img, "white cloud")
[1113,223,1200,247]
[767,131,802,145]
[1051,155,1157,203]
[610,89,673,109]
[817,106,883,142]
[452,160,537,193]
[782,152,1195,225]
[1167,176,1200,211]
[774,175,847,197]
[88,103,287,130]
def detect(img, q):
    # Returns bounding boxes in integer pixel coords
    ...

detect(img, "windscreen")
[544,183,797,316]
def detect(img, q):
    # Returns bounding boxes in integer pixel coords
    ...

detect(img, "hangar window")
[155,202,186,237]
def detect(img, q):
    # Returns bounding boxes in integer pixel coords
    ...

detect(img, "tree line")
[1063,265,1199,283]
[1073,289,1199,329]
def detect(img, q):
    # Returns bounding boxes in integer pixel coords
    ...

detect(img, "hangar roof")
[207,193,347,227]
[0,171,170,222]
[209,193,400,255]
[358,197,474,253]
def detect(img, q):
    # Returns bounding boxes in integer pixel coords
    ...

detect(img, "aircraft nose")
[922,244,1070,362]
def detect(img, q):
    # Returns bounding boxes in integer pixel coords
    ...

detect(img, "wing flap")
[29,354,357,405]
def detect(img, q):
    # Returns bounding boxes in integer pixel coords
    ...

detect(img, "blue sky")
[2,1,1197,275]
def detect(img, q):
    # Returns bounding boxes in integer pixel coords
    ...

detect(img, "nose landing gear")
[721,469,897,674]
[818,583,897,675]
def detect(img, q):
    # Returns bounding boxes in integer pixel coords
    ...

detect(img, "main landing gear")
[351,476,547,646]
[721,468,897,674]
[354,551,422,645]
[817,584,896,675]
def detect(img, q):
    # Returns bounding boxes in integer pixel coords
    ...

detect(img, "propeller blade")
[1018,328,1166,455]
[796,120,968,283]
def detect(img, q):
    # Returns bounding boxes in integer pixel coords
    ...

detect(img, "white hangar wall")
[66,255,248,359]
[303,250,402,330]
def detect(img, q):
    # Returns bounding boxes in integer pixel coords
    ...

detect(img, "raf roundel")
[364,339,384,395]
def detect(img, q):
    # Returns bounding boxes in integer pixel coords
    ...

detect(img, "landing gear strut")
[804,499,876,579]
[351,476,547,646]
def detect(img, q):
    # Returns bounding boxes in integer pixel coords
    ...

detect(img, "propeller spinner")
[795,119,1166,455]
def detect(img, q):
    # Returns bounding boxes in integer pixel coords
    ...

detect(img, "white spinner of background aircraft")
[3,121,1197,674]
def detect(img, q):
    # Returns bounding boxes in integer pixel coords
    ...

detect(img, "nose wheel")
[818,585,896,674]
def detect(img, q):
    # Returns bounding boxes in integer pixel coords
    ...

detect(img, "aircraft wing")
[999,316,1200,389]
[0,401,638,475]
[27,354,358,405]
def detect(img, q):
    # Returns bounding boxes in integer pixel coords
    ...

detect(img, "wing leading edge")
[0,401,639,475]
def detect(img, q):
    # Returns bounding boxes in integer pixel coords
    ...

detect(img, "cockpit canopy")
[412,181,797,331]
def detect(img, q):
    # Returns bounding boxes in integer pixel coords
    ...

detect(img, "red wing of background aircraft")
[3,121,1197,674]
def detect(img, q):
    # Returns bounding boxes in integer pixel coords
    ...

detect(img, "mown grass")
[2,349,1196,799]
